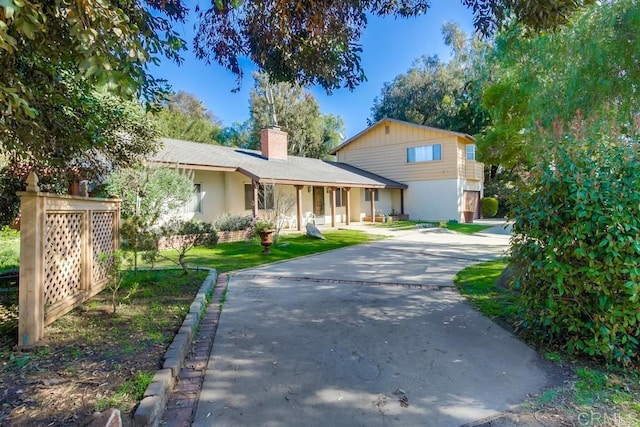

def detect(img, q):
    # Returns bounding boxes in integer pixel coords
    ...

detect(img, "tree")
[480,0,639,170]
[217,120,254,147]
[1,0,186,123]
[371,23,489,136]
[155,91,222,144]
[1,1,184,226]
[462,0,596,37]
[105,165,194,270]
[193,0,592,92]
[249,72,343,158]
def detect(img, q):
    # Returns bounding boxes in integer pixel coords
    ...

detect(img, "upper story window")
[407,144,442,163]
[466,144,476,161]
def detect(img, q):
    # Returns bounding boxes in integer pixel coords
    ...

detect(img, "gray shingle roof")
[150,138,407,189]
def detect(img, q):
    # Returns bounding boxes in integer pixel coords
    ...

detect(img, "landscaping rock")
[306,223,325,240]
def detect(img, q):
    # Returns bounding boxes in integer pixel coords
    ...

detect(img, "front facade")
[150,128,407,230]
[331,118,484,222]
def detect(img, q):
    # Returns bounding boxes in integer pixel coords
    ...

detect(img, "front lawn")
[141,229,381,273]
[0,227,19,273]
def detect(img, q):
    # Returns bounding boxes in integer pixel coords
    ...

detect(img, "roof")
[150,138,407,189]
[330,117,475,155]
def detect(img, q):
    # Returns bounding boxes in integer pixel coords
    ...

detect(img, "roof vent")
[260,127,288,161]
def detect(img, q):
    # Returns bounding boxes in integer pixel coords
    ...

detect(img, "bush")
[214,213,253,231]
[480,197,499,218]
[510,119,640,367]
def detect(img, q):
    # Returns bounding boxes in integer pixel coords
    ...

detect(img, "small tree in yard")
[106,165,194,271]
[158,219,218,274]
[99,251,138,314]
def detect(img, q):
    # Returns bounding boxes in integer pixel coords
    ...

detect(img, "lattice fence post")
[17,172,46,348]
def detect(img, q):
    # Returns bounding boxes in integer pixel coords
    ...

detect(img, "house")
[150,127,407,230]
[330,118,484,222]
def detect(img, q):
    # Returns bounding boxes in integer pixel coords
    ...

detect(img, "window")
[184,184,202,213]
[244,183,274,210]
[406,144,442,163]
[466,144,476,161]
[335,188,347,207]
[364,188,379,202]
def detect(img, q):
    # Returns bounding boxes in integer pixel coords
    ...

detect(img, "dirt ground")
[0,270,205,426]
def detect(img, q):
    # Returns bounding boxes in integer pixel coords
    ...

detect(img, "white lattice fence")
[18,173,120,347]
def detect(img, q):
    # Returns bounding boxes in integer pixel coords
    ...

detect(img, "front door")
[313,187,325,224]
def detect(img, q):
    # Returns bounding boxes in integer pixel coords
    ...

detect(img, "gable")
[333,119,474,183]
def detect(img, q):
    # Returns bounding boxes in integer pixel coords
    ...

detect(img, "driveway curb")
[133,268,217,426]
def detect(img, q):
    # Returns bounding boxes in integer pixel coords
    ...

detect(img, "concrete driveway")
[194,229,556,426]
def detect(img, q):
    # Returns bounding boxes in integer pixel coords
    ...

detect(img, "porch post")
[400,189,405,215]
[295,185,303,231]
[252,180,259,218]
[330,187,336,228]
[345,187,351,225]
[369,188,375,223]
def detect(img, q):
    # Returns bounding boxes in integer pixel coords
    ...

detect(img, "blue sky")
[153,1,475,139]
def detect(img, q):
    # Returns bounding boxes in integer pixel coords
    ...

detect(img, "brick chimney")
[260,127,288,161]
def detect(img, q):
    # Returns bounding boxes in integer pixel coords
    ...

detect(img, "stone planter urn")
[258,229,275,254]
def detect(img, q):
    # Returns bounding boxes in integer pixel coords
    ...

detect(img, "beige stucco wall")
[175,169,387,226]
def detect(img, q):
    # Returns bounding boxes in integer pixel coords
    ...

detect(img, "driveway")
[194,229,556,426]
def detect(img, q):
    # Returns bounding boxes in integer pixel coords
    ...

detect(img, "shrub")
[510,118,640,367]
[480,197,499,218]
[214,213,253,231]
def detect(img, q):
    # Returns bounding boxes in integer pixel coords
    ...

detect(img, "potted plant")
[252,218,277,253]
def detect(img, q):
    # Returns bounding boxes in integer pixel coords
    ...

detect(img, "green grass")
[454,259,640,424]
[368,220,493,234]
[454,259,517,320]
[0,228,19,273]
[140,230,380,273]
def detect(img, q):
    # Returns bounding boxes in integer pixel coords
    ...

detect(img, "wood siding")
[337,122,468,182]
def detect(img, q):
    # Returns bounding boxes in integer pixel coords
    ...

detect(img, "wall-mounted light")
[307,186,311,193]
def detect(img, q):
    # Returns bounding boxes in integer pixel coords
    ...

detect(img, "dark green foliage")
[480,197,499,218]
[482,170,521,218]
[510,119,640,367]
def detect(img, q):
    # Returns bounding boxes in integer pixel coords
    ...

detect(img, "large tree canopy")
[193,0,591,92]
[479,0,640,170]
[154,91,222,144]
[370,23,489,136]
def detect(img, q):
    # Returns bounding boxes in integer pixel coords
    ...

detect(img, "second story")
[331,118,483,184]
